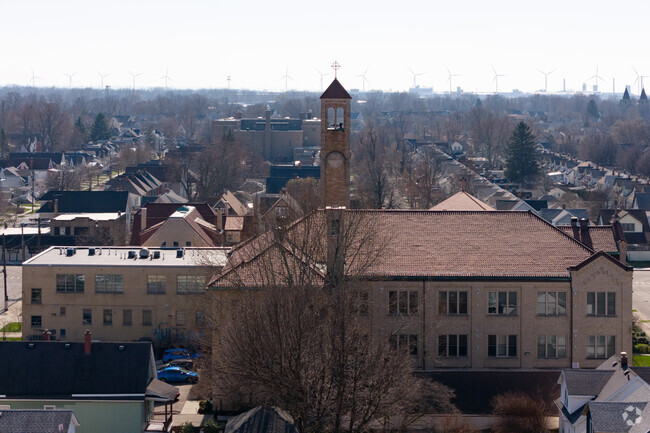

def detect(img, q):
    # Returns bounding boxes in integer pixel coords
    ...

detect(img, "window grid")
[103,309,112,325]
[177,275,205,294]
[438,334,468,357]
[537,335,567,358]
[31,288,42,304]
[56,274,84,293]
[488,291,517,315]
[587,292,616,316]
[95,275,124,294]
[488,334,517,358]
[439,291,468,315]
[587,335,616,359]
[388,290,419,315]
[537,292,567,316]
[389,333,418,356]
[147,275,166,294]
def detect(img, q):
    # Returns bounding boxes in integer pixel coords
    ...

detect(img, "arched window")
[327,108,335,128]
[336,108,344,130]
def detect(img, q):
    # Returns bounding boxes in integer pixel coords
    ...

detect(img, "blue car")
[157,366,198,384]
[161,348,199,363]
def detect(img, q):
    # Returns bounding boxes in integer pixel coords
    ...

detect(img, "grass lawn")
[634,355,650,367]
[0,337,20,341]
[0,322,21,332]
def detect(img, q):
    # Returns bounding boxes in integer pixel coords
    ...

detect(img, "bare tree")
[404,145,443,209]
[209,211,455,433]
[355,122,399,209]
[44,169,81,191]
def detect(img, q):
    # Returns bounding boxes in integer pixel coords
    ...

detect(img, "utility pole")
[3,232,7,312]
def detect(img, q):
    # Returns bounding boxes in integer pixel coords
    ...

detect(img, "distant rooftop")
[52,212,123,221]
[24,246,229,268]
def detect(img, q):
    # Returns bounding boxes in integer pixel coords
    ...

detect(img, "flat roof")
[24,246,229,268]
[52,213,122,221]
[0,227,50,236]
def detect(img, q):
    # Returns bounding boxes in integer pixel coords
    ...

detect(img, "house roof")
[561,369,615,396]
[215,190,248,217]
[0,410,80,432]
[130,202,218,245]
[430,191,494,211]
[635,193,650,211]
[585,402,650,432]
[211,210,600,285]
[225,406,297,433]
[139,206,219,247]
[225,216,245,231]
[558,225,619,253]
[0,341,153,399]
[320,78,352,100]
[145,379,179,402]
[38,191,129,214]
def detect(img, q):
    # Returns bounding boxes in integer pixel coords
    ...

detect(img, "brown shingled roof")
[320,79,352,100]
[211,210,601,286]
[558,225,619,253]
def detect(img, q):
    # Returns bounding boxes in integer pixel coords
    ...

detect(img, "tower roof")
[641,88,648,100]
[320,79,352,100]
[622,88,630,100]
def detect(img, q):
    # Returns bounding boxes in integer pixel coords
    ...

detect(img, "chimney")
[579,218,593,249]
[570,216,580,241]
[621,352,628,370]
[325,207,345,289]
[140,207,147,231]
[53,199,59,217]
[41,329,50,341]
[84,330,91,354]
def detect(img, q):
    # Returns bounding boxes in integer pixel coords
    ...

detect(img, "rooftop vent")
[28,343,34,349]
[66,248,75,257]
[118,345,125,351]
[153,251,161,259]
[127,251,136,259]
[176,250,184,258]
[139,248,149,259]
[64,343,71,349]
[88,248,95,256]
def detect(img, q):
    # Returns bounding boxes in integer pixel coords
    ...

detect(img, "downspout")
[422,280,426,370]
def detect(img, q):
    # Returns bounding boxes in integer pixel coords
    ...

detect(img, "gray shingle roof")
[225,406,297,433]
[0,410,79,432]
[562,369,614,396]
[587,402,650,432]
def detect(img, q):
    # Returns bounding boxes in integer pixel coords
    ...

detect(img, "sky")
[1,0,649,95]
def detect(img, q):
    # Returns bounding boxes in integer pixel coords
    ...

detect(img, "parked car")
[157,366,198,384]
[161,348,199,363]
[160,358,194,371]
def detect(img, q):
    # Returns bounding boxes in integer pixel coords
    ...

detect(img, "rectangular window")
[82,309,92,325]
[56,274,84,293]
[439,291,468,315]
[587,292,616,316]
[388,290,419,315]
[31,315,42,327]
[488,334,517,358]
[537,292,567,315]
[95,275,124,294]
[391,333,418,356]
[488,291,517,315]
[587,335,616,359]
[438,334,468,357]
[60,329,66,339]
[123,309,132,326]
[621,223,635,232]
[196,311,205,326]
[103,309,112,325]
[142,309,152,326]
[31,288,42,304]
[60,307,66,317]
[352,290,369,316]
[147,275,166,294]
[538,335,567,358]
[176,311,186,326]
[177,275,205,294]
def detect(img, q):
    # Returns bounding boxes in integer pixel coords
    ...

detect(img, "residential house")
[105,171,164,205]
[557,354,650,433]
[22,246,228,348]
[0,410,80,433]
[429,191,495,211]
[598,209,649,245]
[0,338,178,433]
[139,206,221,248]
[130,202,221,246]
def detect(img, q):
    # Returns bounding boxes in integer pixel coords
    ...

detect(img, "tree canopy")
[505,121,539,183]
[90,113,111,141]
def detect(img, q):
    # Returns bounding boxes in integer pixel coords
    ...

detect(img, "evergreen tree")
[0,129,8,159]
[504,121,539,183]
[587,99,600,120]
[90,113,111,141]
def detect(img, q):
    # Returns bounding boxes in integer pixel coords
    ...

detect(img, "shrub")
[491,392,550,433]
[180,422,194,433]
[634,344,650,354]
[202,419,221,433]
[198,400,213,414]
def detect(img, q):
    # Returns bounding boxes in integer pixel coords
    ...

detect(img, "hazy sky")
[1,0,649,95]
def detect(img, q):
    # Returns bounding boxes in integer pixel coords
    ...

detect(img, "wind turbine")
[356,67,370,92]
[63,71,76,89]
[280,66,294,92]
[633,67,649,95]
[537,68,555,92]
[409,68,424,88]
[29,69,42,87]
[128,71,142,91]
[97,71,111,89]
[315,68,331,91]
[587,66,604,92]
[491,66,506,94]
[446,66,460,94]
[159,68,172,90]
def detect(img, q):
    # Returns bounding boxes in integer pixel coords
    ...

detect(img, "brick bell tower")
[320,62,352,209]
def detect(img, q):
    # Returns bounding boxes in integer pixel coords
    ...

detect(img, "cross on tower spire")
[331,60,341,78]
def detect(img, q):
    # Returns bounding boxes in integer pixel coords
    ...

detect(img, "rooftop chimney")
[579,218,593,248]
[140,207,147,231]
[53,199,59,217]
[84,330,91,355]
[621,352,628,370]
[41,329,50,341]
